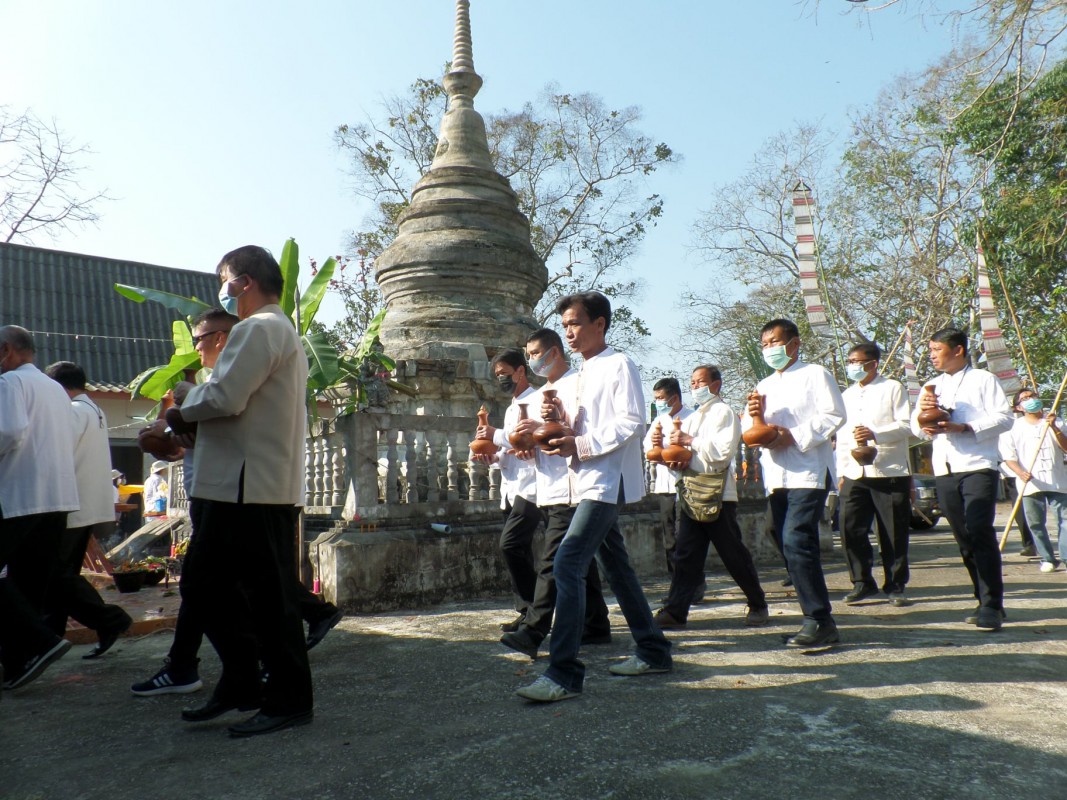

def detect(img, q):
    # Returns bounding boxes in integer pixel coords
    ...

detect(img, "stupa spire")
[432,0,489,170]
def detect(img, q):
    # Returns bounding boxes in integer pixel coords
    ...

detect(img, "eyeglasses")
[192,330,225,347]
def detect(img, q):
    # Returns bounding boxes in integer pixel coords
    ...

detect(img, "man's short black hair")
[491,347,527,371]
[930,326,968,353]
[45,361,87,390]
[692,364,722,384]
[555,291,612,332]
[848,342,882,362]
[653,377,681,399]
[527,327,564,355]
[760,318,799,340]
[216,245,284,297]
[192,308,240,330]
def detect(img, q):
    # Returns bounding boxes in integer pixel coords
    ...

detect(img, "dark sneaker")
[745,606,770,626]
[653,609,686,630]
[131,659,203,696]
[975,607,1005,631]
[965,607,1007,625]
[844,583,880,605]
[500,628,541,659]
[3,639,72,690]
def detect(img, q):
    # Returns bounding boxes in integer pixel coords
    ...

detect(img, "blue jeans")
[1021,492,1067,564]
[545,494,671,693]
[768,488,833,623]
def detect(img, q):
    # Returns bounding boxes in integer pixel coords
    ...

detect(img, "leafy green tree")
[954,58,1067,388]
[335,77,676,351]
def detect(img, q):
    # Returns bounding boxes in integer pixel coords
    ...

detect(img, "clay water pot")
[915,385,951,425]
[742,391,779,447]
[532,389,570,451]
[469,405,500,456]
[851,443,878,467]
[646,420,664,464]
[660,417,692,470]
[508,403,537,451]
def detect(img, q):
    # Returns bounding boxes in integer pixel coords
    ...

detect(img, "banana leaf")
[135,351,202,400]
[114,284,214,320]
[298,256,336,335]
[278,238,299,320]
[303,329,340,391]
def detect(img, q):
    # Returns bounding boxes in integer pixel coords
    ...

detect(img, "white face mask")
[529,349,556,378]
[692,384,713,406]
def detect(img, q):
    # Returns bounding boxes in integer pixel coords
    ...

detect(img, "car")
[910,474,940,530]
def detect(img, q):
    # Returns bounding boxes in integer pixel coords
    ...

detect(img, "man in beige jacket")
[166,245,312,738]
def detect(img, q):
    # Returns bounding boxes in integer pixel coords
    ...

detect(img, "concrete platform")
[4,504,1067,799]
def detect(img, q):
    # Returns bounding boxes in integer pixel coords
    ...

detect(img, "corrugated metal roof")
[0,242,220,390]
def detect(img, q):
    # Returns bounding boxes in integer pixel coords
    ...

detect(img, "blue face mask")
[218,276,244,315]
[654,399,671,415]
[762,339,795,371]
[846,363,869,382]
[1021,397,1043,414]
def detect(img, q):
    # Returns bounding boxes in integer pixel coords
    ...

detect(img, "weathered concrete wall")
[313,496,820,613]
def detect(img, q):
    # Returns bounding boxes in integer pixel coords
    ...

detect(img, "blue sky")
[1,1,974,393]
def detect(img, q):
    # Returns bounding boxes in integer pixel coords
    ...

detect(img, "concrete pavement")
[3,506,1066,800]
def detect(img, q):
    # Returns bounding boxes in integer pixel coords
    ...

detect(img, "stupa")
[373,0,547,415]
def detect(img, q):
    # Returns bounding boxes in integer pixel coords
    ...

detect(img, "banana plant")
[116,238,343,405]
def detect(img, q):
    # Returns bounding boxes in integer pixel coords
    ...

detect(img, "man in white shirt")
[654,365,768,630]
[0,326,78,688]
[43,361,132,658]
[836,343,914,607]
[516,292,671,702]
[643,377,702,602]
[742,319,845,648]
[499,328,612,659]
[911,327,1012,630]
[999,387,1067,572]
[474,348,544,631]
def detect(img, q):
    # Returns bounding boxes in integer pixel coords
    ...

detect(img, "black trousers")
[169,499,338,670]
[44,523,131,637]
[499,495,543,614]
[840,476,912,594]
[656,493,678,575]
[521,505,611,641]
[936,469,1004,610]
[180,500,312,715]
[662,502,766,621]
[0,511,67,673]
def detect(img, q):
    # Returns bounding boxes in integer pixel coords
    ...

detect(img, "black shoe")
[499,628,541,659]
[844,583,880,605]
[780,576,794,587]
[83,615,133,660]
[1019,544,1037,557]
[228,709,313,738]
[974,607,1005,631]
[181,696,261,722]
[306,608,344,651]
[964,606,1007,625]
[500,613,525,633]
[653,609,686,630]
[784,621,840,648]
[581,631,613,646]
[2,639,72,690]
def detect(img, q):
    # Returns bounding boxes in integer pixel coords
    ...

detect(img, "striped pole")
[975,240,1023,394]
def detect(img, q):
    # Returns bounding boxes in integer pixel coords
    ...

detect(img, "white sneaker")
[1040,561,1056,573]
[515,675,579,703]
[608,655,671,676]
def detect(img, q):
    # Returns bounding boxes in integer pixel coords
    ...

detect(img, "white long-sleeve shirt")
[491,385,539,507]
[0,363,79,518]
[643,406,695,494]
[910,366,1012,475]
[67,394,117,528]
[836,375,912,480]
[741,360,845,493]
[566,347,646,504]
[682,395,741,502]
[999,416,1067,496]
